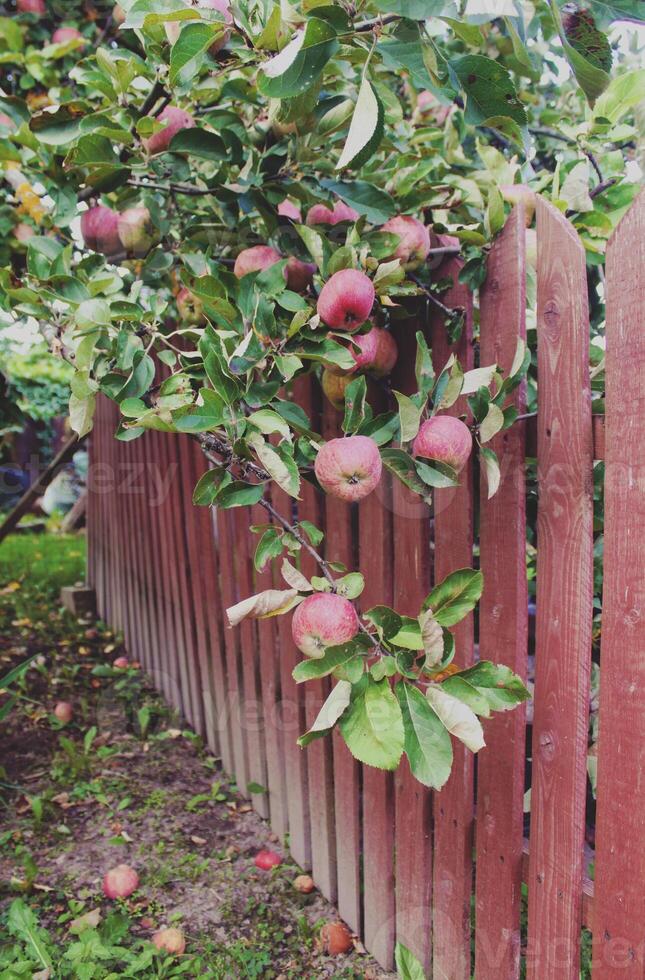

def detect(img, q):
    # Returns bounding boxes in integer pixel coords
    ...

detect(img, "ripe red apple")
[285,256,315,293]
[165,0,232,52]
[277,198,302,222]
[321,368,352,410]
[254,849,282,870]
[152,927,186,955]
[306,200,359,226]
[500,184,536,227]
[382,215,430,268]
[52,27,83,43]
[317,269,374,332]
[17,0,46,13]
[176,287,205,326]
[412,416,473,473]
[54,701,73,725]
[113,656,130,669]
[293,874,315,894]
[103,864,139,899]
[320,921,353,955]
[314,435,382,502]
[348,325,397,377]
[234,245,282,279]
[117,206,158,257]
[80,206,121,257]
[143,105,195,156]
[525,229,537,271]
[291,592,360,659]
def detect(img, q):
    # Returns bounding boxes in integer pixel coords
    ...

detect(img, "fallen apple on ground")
[53,701,73,724]
[254,849,282,870]
[102,864,139,899]
[320,921,353,955]
[152,927,186,955]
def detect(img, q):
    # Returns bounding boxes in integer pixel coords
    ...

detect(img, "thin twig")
[127,179,217,197]
[353,12,400,32]
[409,272,463,321]
[257,497,336,587]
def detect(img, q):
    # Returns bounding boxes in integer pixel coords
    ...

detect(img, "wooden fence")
[86,193,644,978]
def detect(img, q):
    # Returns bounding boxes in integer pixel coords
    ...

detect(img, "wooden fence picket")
[475,204,528,979]
[592,190,645,977]
[527,197,594,980]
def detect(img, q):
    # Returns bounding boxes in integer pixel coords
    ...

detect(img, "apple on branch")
[317,269,375,332]
[143,106,195,156]
[291,592,360,659]
[381,215,431,268]
[412,416,473,473]
[117,206,158,257]
[81,205,122,258]
[165,0,233,53]
[314,435,382,502]
[306,200,359,226]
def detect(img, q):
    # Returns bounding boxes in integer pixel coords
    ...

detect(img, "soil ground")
[0,531,393,979]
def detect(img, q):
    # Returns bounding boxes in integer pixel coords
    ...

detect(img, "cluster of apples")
[80,204,158,259]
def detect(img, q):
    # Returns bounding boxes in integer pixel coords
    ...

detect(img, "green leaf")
[298,680,352,746]
[342,375,368,434]
[69,391,96,438]
[393,391,422,444]
[258,18,339,99]
[169,22,223,88]
[169,128,228,159]
[1,654,37,690]
[339,677,404,770]
[390,617,424,651]
[373,0,453,15]
[248,433,300,498]
[174,389,226,433]
[319,179,396,224]
[380,21,443,91]
[480,445,501,499]
[395,681,453,789]
[7,900,52,970]
[441,675,491,717]
[254,528,283,571]
[455,661,530,712]
[192,466,227,506]
[335,572,365,600]
[591,68,645,125]
[395,941,427,980]
[479,402,505,443]
[336,76,384,171]
[414,459,460,489]
[293,637,369,682]
[216,481,264,509]
[451,54,527,132]
[364,605,403,642]
[415,331,434,399]
[584,0,645,26]
[551,1,610,105]
[381,448,432,503]
[423,568,484,626]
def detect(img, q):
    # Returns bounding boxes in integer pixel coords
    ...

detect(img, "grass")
[0,532,387,980]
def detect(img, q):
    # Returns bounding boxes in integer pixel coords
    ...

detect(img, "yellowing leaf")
[425,685,485,753]
[281,559,312,592]
[226,589,299,627]
[419,608,444,669]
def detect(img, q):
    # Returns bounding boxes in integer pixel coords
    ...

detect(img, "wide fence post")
[592,189,645,977]
[476,203,528,979]
[527,196,594,979]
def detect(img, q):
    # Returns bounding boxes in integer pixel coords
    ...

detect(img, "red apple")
[321,368,352,410]
[17,0,46,13]
[113,656,130,669]
[320,921,353,955]
[500,184,535,227]
[254,849,282,870]
[348,325,397,377]
[317,269,374,332]
[165,0,232,52]
[414,90,452,126]
[13,222,35,243]
[143,106,195,156]
[52,27,83,43]
[117,206,158,257]
[234,245,282,279]
[80,206,121,257]
[176,287,205,325]
[412,416,472,473]
[293,874,315,894]
[315,435,382,502]
[277,198,302,222]
[291,592,360,659]
[306,201,359,226]
[103,864,139,899]
[285,256,315,292]
[525,228,537,271]
[152,927,186,955]
[381,215,430,267]
[54,701,73,724]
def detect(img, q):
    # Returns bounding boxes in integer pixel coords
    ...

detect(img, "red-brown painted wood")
[476,205,528,979]
[298,376,337,902]
[251,495,288,838]
[527,197,594,980]
[430,257,476,980]
[321,395,362,933]
[390,314,434,974]
[358,385,396,971]
[592,191,645,978]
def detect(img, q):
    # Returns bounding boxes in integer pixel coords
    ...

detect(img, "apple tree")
[0,0,642,785]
